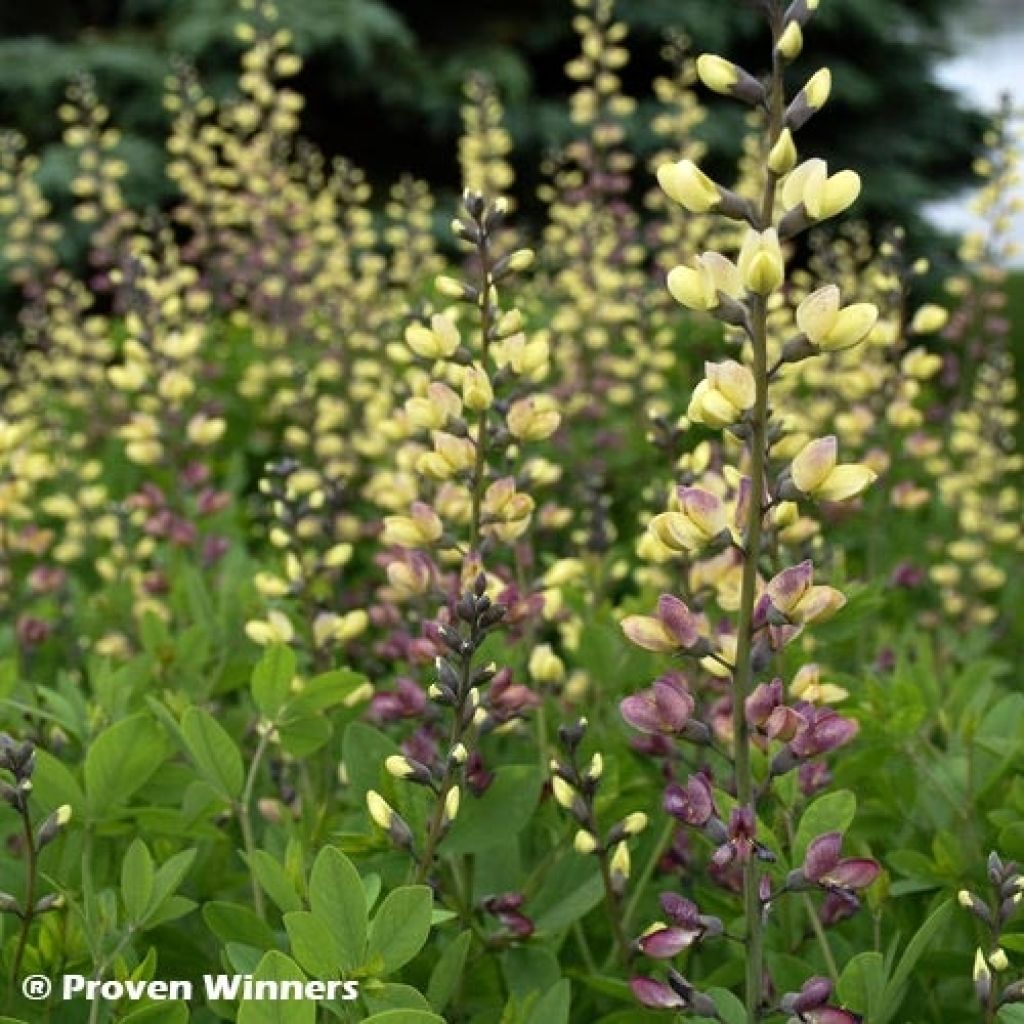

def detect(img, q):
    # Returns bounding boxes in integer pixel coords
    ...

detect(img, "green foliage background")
[0,0,987,233]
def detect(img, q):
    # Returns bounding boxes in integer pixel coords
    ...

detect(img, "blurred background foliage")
[0,0,988,240]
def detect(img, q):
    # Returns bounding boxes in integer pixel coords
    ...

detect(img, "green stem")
[468,237,494,552]
[237,725,273,919]
[8,803,37,1004]
[733,11,786,1019]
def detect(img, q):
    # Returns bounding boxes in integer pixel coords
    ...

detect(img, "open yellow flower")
[688,360,756,427]
[782,158,861,221]
[796,285,878,351]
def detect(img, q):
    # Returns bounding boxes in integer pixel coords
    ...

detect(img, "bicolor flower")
[621,595,705,654]
[800,832,880,893]
[381,502,444,548]
[780,977,860,1023]
[650,486,729,551]
[763,561,846,626]
[790,436,877,502]
[620,674,695,735]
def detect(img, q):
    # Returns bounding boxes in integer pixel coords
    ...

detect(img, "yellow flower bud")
[444,786,461,823]
[695,54,740,94]
[461,365,493,411]
[552,776,576,809]
[738,228,784,294]
[574,830,598,855]
[366,790,394,830]
[768,128,798,176]
[802,67,832,110]
[777,22,803,60]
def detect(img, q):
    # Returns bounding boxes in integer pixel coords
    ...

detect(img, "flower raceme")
[788,435,877,502]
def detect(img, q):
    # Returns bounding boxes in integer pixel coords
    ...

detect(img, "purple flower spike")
[630,977,685,1009]
[663,774,715,826]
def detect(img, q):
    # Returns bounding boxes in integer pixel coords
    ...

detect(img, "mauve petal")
[767,560,814,615]
[745,679,782,727]
[638,925,700,958]
[663,775,714,826]
[812,711,859,752]
[792,976,833,1011]
[809,1009,861,1024]
[825,857,880,890]
[658,594,701,648]
[653,679,694,731]
[766,705,805,742]
[804,832,843,881]
[660,893,700,927]
[620,693,663,734]
[630,977,685,1009]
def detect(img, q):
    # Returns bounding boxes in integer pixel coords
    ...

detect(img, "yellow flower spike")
[790,436,877,502]
[657,159,721,213]
[768,128,798,176]
[796,285,879,351]
[909,303,949,335]
[738,228,784,294]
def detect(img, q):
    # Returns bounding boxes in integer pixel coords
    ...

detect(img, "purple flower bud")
[630,977,686,1009]
[637,925,701,958]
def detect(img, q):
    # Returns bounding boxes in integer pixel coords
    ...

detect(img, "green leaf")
[367,885,432,974]
[252,644,296,718]
[143,849,197,929]
[526,979,571,1024]
[121,839,155,924]
[203,901,277,951]
[181,706,244,799]
[284,911,343,978]
[308,846,367,972]
[876,899,953,1024]
[85,714,168,818]
[531,860,604,934]
[837,951,886,1016]
[362,1012,444,1024]
[444,765,542,855]
[793,789,857,864]
[708,988,746,1024]
[121,1004,190,1024]
[343,721,400,799]
[243,851,302,914]
[236,951,314,1024]
[363,984,433,1015]
[426,929,471,1011]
